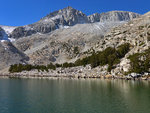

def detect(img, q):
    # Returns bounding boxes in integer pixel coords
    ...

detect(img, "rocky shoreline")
[0,73,150,81]
[0,65,150,81]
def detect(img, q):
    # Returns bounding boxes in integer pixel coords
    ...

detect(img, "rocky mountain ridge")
[88,11,140,23]
[8,7,140,39]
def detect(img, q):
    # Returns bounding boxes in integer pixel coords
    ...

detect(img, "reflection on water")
[0,79,150,113]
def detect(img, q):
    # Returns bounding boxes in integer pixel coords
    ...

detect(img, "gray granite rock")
[0,41,28,70]
[10,7,140,39]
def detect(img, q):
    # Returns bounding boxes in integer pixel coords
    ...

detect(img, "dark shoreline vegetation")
[9,43,131,73]
[8,43,150,75]
[128,48,150,74]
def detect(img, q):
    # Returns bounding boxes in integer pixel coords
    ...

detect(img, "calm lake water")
[0,78,150,113]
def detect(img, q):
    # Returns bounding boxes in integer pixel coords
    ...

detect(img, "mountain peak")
[45,6,86,19]
[64,6,74,10]
[40,6,88,26]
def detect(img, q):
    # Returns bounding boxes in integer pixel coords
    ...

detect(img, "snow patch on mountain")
[51,15,62,20]
[0,26,17,42]
[0,25,16,34]
[0,27,16,42]
[8,38,16,42]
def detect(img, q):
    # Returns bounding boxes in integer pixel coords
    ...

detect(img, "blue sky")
[0,0,149,26]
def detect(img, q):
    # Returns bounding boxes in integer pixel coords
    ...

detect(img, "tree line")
[9,43,130,73]
[128,48,150,74]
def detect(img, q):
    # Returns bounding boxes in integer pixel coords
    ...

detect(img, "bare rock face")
[0,27,9,41]
[88,13,101,23]
[0,41,28,70]
[88,11,140,23]
[0,27,4,40]
[10,27,36,39]
[44,6,89,26]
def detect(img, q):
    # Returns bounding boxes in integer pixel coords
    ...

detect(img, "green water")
[0,79,149,113]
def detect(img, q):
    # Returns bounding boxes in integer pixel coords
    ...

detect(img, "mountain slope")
[93,11,150,75]
[0,41,29,70]
[13,21,136,65]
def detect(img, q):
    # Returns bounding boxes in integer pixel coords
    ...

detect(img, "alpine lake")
[0,78,150,113]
